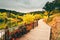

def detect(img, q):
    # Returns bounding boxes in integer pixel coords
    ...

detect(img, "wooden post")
[5,26,9,40]
[50,28,52,40]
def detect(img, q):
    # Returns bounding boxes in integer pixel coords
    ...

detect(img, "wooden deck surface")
[19,19,51,40]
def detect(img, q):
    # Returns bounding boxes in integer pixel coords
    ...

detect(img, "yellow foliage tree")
[34,14,42,20]
[0,23,7,29]
[22,14,35,24]
[44,11,48,16]
[0,12,7,18]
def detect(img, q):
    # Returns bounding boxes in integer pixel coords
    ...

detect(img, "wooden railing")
[0,20,38,40]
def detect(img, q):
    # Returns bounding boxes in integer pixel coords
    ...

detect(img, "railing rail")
[0,20,38,40]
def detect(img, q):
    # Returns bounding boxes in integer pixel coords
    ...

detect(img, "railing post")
[50,28,52,40]
[5,26,9,40]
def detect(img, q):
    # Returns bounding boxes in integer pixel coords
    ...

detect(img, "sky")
[0,0,54,13]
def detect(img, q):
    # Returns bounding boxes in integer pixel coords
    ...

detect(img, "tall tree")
[43,1,55,17]
[55,0,60,9]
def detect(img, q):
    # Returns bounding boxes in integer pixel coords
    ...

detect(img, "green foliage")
[43,0,60,17]
[54,0,60,9]
[0,9,44,29]
[43,1,55,12]
[0,19,4,23]
[43,0,60,12]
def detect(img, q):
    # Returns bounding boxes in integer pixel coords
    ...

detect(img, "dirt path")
[19,19,51,40]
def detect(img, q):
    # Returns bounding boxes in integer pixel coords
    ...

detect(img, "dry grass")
[47,13,60,40]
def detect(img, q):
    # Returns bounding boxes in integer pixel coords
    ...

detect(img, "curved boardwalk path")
[19,19,51,40]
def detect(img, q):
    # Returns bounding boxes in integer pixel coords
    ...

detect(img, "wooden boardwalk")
[19,19,51,40]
